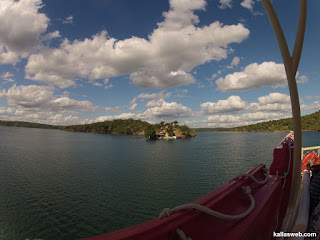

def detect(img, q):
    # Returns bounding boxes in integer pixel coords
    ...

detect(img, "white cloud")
[205,112,290,128]
[197,92,294,127]
[241,0,254,10]
[95,99,193,123]
[25,0,249,89]
[104,84,114,90]
[257,92,290,105]
[142,101,193,120]
[0,84,97,112]
[1,72,14,82]
[63,16,73,24]
[301,101,320,111]
[297,75,308,84]
[129,92,171,110]
[226,56,240,69]
[145,99,165,108]
[0,106,84,125]
[103,106,122,113]
[219,0,232,9]
[249,92,292,112]
[231,56,240,66]
[128,102,138,110]
[216,62,287,91]
[201,95,248,114]
[130,70,195,89]
[0,0,49,64]
[41,31,61,42]
[95,113,137,122]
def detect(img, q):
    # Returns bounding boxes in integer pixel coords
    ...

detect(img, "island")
[60,119,197,139]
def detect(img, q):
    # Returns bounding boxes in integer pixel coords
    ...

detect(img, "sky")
[0,0,319,127]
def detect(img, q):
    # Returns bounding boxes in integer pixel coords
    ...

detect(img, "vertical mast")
[261,0,307,232]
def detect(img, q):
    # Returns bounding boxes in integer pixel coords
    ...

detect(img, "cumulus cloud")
[0,84,97,112]
[226,56,240,69]
[103,106,122,113]
[231,56,240,66]
[0,106,85,125]
[216,62,287,91]
[241,0,254,10]
[142,101,193,119]
[248,92,291,112]
[219,0,232,9]
[95,99,193,123]
[145,99,165,108]
[41,31,61,42]
[257,92,290,105]
[1,72,14,82]
[0,0,49,64]
[63,16,73,24]
[197,92,294,127]
[201,95,248,114]
[95,113,137,122]
[205,112,290,128]
[301,101,320,111]
[25,0,249,89]
[128,92,171,110]
[297,75,308,84]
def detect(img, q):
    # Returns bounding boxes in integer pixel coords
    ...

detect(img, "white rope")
[232,168,270,185]
[176,228,192,240]
[159,186,255,221]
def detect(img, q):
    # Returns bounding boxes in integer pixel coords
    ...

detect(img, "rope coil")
[159,186,255,221]
[159,167,270,239]
[232,168,270,185]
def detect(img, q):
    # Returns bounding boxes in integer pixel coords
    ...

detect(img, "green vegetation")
[194,110,320,132]
[0,120,58,129]
[60,119,151,135]
[60,119,197,138]
[143,120,197,138]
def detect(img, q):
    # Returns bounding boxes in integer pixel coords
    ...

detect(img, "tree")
[160,121,165,130]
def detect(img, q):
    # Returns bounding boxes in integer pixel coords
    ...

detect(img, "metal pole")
[261,0,307,232]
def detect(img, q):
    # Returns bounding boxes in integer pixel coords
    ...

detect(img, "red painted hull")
[81,137,293,240]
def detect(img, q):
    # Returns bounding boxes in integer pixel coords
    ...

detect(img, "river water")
[0,126,319,240]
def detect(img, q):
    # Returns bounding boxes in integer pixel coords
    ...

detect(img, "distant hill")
[194,110,320,132]
[2,110,319,135]
[0,120,59,129]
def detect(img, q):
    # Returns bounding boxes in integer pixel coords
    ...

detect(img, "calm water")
[0,126,319,240]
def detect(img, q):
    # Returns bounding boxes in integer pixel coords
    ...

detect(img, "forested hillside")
[0,120,58,129]
[194,111,320,132]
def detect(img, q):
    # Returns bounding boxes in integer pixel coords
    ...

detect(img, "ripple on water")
[0,127,319,240]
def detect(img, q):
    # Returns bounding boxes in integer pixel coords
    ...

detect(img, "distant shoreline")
[1,110,320,133]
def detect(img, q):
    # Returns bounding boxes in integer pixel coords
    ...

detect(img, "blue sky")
[0,0,319,127]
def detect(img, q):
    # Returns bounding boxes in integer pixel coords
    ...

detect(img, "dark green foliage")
[175,124,197,138]
[144,125,157,137]
[60,119,152,135]
[61,119,197,138]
